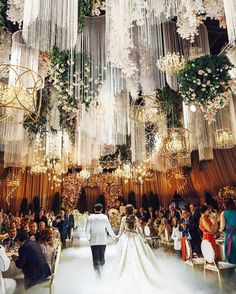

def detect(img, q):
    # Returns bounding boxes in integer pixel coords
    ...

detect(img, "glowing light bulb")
[190,104,196,112]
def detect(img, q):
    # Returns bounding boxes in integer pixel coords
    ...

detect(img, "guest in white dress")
[0,245,16,294]
[39,228,56,270]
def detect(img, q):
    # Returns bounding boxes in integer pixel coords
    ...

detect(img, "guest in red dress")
[199,205,218,259]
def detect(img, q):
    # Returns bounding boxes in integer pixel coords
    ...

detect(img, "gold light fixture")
[156,52,186,75]
[0,64,43,123]
[161,128,191,158]
[215,128,234,149]
[130,94,166,134]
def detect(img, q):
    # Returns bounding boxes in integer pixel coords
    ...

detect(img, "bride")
[112,204,166,293]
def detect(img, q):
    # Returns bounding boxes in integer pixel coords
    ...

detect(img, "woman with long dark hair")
[220,198,236,264]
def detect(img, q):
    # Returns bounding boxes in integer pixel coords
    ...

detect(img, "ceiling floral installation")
[0,0,235,197]
[62,173,122,209]
[178,55,233,123]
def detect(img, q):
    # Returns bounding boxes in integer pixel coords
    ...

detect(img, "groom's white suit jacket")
[86,213,115,246]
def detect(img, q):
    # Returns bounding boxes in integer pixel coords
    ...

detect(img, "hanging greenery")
[178,54,233,123]
[23,77,52,139]
[50,46,78,141]
[0,0,6,29]
[156,83,183,128]
[78,0,93,32]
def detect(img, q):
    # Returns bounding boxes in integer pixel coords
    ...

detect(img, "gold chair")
[201,240,236,288]
[185,239,204,272]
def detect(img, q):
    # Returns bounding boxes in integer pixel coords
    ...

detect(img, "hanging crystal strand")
[23,0,78,50]
[222,0,236,46]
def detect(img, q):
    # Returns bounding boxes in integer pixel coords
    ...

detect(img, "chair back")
[164,228,169,242]
[144,226,151,237]
[201,240,215,264]
[185,239,192,260]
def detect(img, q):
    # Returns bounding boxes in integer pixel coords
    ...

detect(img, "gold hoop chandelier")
[130,94,166,134]
[0,64,43,123]
[215,129,234,149]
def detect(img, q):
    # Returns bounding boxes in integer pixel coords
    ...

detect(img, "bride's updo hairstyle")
[125,204,136,230]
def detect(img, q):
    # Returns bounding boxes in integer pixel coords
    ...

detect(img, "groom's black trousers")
[91,245,106,269]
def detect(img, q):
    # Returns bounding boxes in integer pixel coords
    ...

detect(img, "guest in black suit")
[13,230,51,289]
[2,226,18,248]
[35,209,48,227]
[29,221,40,241]
[136,207,147,220]
[67,210,75,239]
[56,209,68,248]
[146,207,155,221]
[189,204,202,256]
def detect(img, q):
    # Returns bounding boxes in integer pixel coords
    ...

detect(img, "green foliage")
[178,55,233,106]
[50,47,77,141]
[78,0,93,32]
[156,83,183,128]
[0,1,6,29]
[23,78,52,138]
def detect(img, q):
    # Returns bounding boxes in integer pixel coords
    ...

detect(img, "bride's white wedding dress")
[112,215,166,293]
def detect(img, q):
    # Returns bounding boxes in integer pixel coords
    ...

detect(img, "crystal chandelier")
[0,64,43,123]
[156,53,186,75]
[78,169,91,180]
[131,161,154,185]
[215,129,234,149]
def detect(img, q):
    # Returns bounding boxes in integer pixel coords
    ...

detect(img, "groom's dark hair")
[94,203,103,213]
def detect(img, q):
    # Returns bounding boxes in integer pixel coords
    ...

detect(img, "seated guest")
[158,218,172,241]
[38,221,46,233]
[23,223,30,233]
[35,209,48,227]
[145,219,158,237]
[39,229,56,270]
[0,245,16,294]
[13,230,51,289]
[29,221,40,241]
[135,207,147,220]
[199,205,218,259]
[3,227,18,248]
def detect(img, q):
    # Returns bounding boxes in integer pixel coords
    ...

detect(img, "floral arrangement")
[62,173,123,210]
[78,0,93,31]
[218,186,236,201]
[92,0,105,16]
[6,0,24,28]
[178,55,233,123]
[50,47,78,140]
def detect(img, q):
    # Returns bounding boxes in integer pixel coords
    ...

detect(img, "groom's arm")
[105,216,116,239]
[85,217,90,241]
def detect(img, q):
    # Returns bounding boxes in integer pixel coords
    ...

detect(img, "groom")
[86,203,116,275]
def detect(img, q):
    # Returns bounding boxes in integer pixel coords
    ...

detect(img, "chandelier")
[215,129,234,149]
[78,169,91,180]
[130,94,166,134]
[161,128,191,158]
[156,53,186,75]
[0,64,43,123]
[131,161,154,185]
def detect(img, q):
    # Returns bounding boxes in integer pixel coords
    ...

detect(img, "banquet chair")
[160,228,174,251]
[25,244,62,294]
[185,239,204,272]
[201,240,236,288]
[144,226,159,248]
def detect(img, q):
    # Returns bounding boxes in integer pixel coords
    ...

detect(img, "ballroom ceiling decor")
[215,128,234,149]
[0,64,43,123]
[178,54,233,123]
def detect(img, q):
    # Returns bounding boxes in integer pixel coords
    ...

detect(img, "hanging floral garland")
[92,0,105,16]
[178,55,233,123]
[50,47,78,140]
[62,173,123,210]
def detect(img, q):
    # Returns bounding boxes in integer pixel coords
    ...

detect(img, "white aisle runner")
[53,231,224,294]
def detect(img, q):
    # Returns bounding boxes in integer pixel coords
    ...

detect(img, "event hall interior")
[0,1,236,294]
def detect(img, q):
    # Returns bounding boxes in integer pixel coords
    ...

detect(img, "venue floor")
[20,230,236,294]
